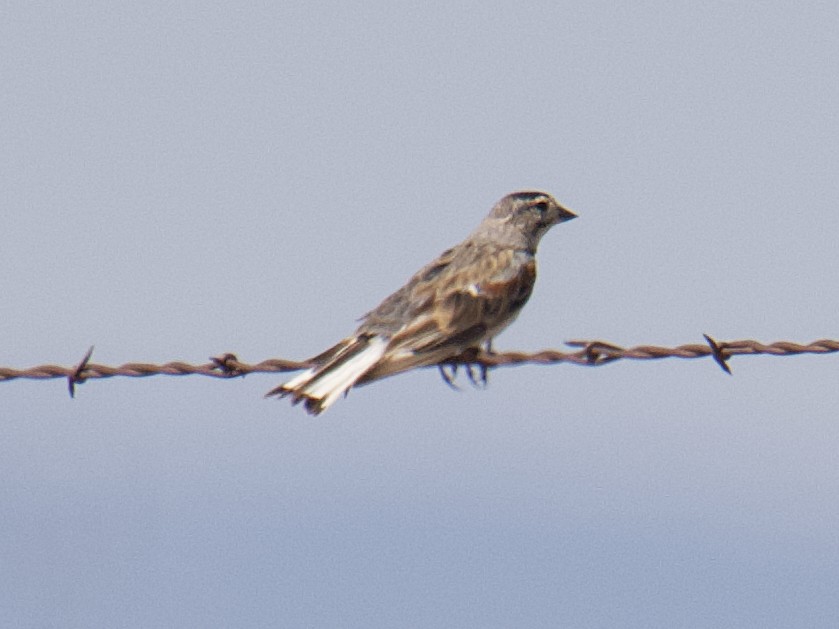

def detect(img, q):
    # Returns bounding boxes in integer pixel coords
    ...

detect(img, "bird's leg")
[464,341,491,389]
[477,338,494,387]
[438,364,461,391]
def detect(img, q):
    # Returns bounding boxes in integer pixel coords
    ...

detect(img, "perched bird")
[267,190,577,414]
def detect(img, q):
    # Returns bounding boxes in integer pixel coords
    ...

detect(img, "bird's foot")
[465,362,489,389]
[438,364,462,391]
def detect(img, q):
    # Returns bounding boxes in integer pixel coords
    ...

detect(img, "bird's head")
[482,191,577,250]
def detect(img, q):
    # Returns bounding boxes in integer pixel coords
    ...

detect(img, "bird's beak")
[556,205,578,223]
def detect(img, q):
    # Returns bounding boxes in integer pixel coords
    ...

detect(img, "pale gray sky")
[3,2,839,627]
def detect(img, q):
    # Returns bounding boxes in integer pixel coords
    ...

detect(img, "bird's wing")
[356,245,460,336]
[357,244,536,380]
[398,246,536,352]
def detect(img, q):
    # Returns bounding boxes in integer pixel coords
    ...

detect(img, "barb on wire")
[2,337,838,397]
[68,345,95,398]
[703,334,732,374]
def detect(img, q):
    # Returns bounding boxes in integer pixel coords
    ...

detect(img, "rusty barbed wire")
[1,336,838,396]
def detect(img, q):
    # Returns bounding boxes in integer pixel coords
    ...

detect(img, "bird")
[267,190,577,415]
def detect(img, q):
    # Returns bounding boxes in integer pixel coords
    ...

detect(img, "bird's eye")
[533,201,549,212]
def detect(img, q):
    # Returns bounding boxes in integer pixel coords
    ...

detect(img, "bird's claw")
[465,363,489,389]
[438,364,461,390]
[438,360,489,390]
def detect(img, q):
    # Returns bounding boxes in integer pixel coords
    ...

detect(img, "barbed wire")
[1,336,837,397]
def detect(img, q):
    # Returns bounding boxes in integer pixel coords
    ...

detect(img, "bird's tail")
[266,335,388,415]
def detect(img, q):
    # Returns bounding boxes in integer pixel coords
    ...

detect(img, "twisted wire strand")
[1,338,837,396]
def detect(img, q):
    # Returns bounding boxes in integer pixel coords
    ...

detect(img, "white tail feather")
[280,367,317,391]
[281,336,388,413]
[306,337,387,411]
